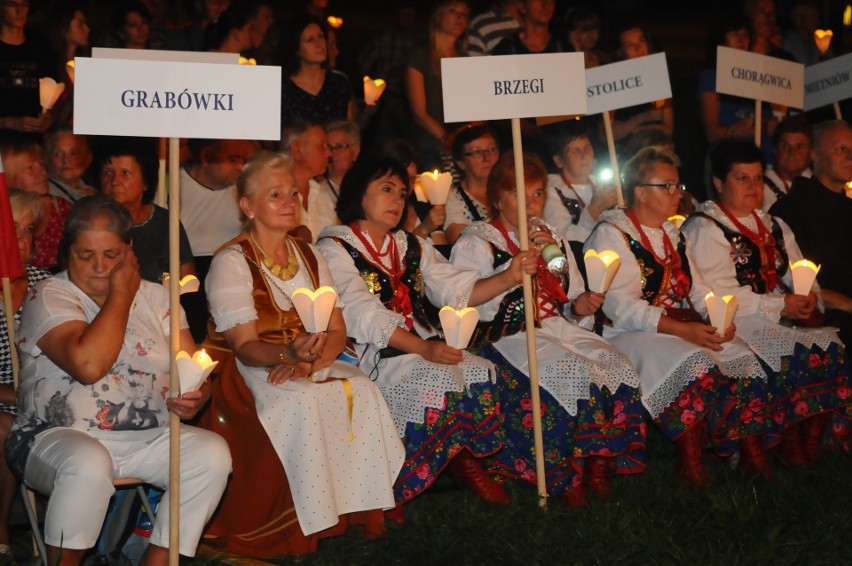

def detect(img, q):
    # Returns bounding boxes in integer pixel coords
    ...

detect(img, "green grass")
[12,427,852,565]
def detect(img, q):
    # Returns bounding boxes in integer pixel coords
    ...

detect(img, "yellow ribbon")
[341,378,354,442]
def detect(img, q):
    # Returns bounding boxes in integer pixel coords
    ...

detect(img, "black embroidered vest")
[552,185,582,225]
[619,228,693,307]
[332,231,441,333]
[694,213,789,294]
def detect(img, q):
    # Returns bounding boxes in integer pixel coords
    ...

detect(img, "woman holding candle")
[444,123,499,244]
[683,139,851,464]
[450,152,646,507]
[200,152,404,556]
[6,195,231,566]
[585,146,778,485]
[317,155,537,512]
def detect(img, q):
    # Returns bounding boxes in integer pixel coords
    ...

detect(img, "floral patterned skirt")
[654,364,780,455]
[767,342,852,431]
[473,343,646,497]
[394,382,502,503]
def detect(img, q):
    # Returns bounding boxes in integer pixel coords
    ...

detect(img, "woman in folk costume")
[585,146,777,486]
[316,155,537,515]
[450,153,646,508]
[199,151,405,557]
[683,139,851,464]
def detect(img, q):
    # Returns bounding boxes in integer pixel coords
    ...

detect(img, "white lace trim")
[378,351,496,432]
[538,345,640,417]
[598,209,681,257]
[742,322,842,372]
[318,225,409,275]
[696,201,773,234]
[644,351,714,417]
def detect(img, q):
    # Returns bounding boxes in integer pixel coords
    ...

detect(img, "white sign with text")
[92,47,238,64]
[73,57,281,140]
[716,46,804,108]
[803,52,852,111]
[441,52,587,122]
[585,53,671,115]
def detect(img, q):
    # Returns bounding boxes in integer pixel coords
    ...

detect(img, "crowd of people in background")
[1,0,852,563]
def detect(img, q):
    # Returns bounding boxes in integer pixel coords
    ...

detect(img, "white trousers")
[24,425,231,557]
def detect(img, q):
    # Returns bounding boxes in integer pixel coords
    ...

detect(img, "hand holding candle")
[419,170,452,205]
[704,292,739,336]
[291,286,338,333]
[584,249,621,293]
[439,306,479,350]
[789,259,820,296]
[175,349,218,394]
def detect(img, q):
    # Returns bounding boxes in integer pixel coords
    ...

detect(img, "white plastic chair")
[21,478,158,566]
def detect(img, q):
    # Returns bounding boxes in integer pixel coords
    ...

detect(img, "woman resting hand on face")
[6,196,231,566]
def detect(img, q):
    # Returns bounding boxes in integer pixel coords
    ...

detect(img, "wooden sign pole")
[510,118,548,505]
[167,137,181,566]
[157,137,168,208]
[754,100,762,147]
[602,111,625,208]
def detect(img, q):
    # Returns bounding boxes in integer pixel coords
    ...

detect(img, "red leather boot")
[803,413,829,464]
[583,456,613,499]
[779,423,807,467]
[677,422,708,487]
[448,451,511,505]
[739,436,775,479]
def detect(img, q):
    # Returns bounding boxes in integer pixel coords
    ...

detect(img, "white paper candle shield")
[814,29,833,54]
[439,307,480,350]
[175,349,218,394]
[39,77,65,112]
[363,76,387,106]
[583,249,621,293]
[162,273,200,294]
[668,215,686,229]
[419,170,452,205]
[291,286,338,333]
[413,180,429,203]
[789,259,821,295]
[704,292,739,336]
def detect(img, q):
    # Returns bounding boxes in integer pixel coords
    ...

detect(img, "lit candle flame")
[814,29,833,54]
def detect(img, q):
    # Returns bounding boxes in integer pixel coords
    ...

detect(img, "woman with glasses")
[683,140,851,464]
[444,123,500,244]
[586,146,779,486]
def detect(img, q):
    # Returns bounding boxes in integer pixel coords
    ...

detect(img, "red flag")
[0,156,24,280]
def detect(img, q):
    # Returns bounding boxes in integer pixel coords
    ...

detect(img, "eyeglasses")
[328,143,355,152]
[639,183,686,195]
[463,146,499,160]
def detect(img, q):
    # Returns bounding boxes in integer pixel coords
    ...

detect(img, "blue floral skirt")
[473,343,646,497]
[394,382,502,503]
